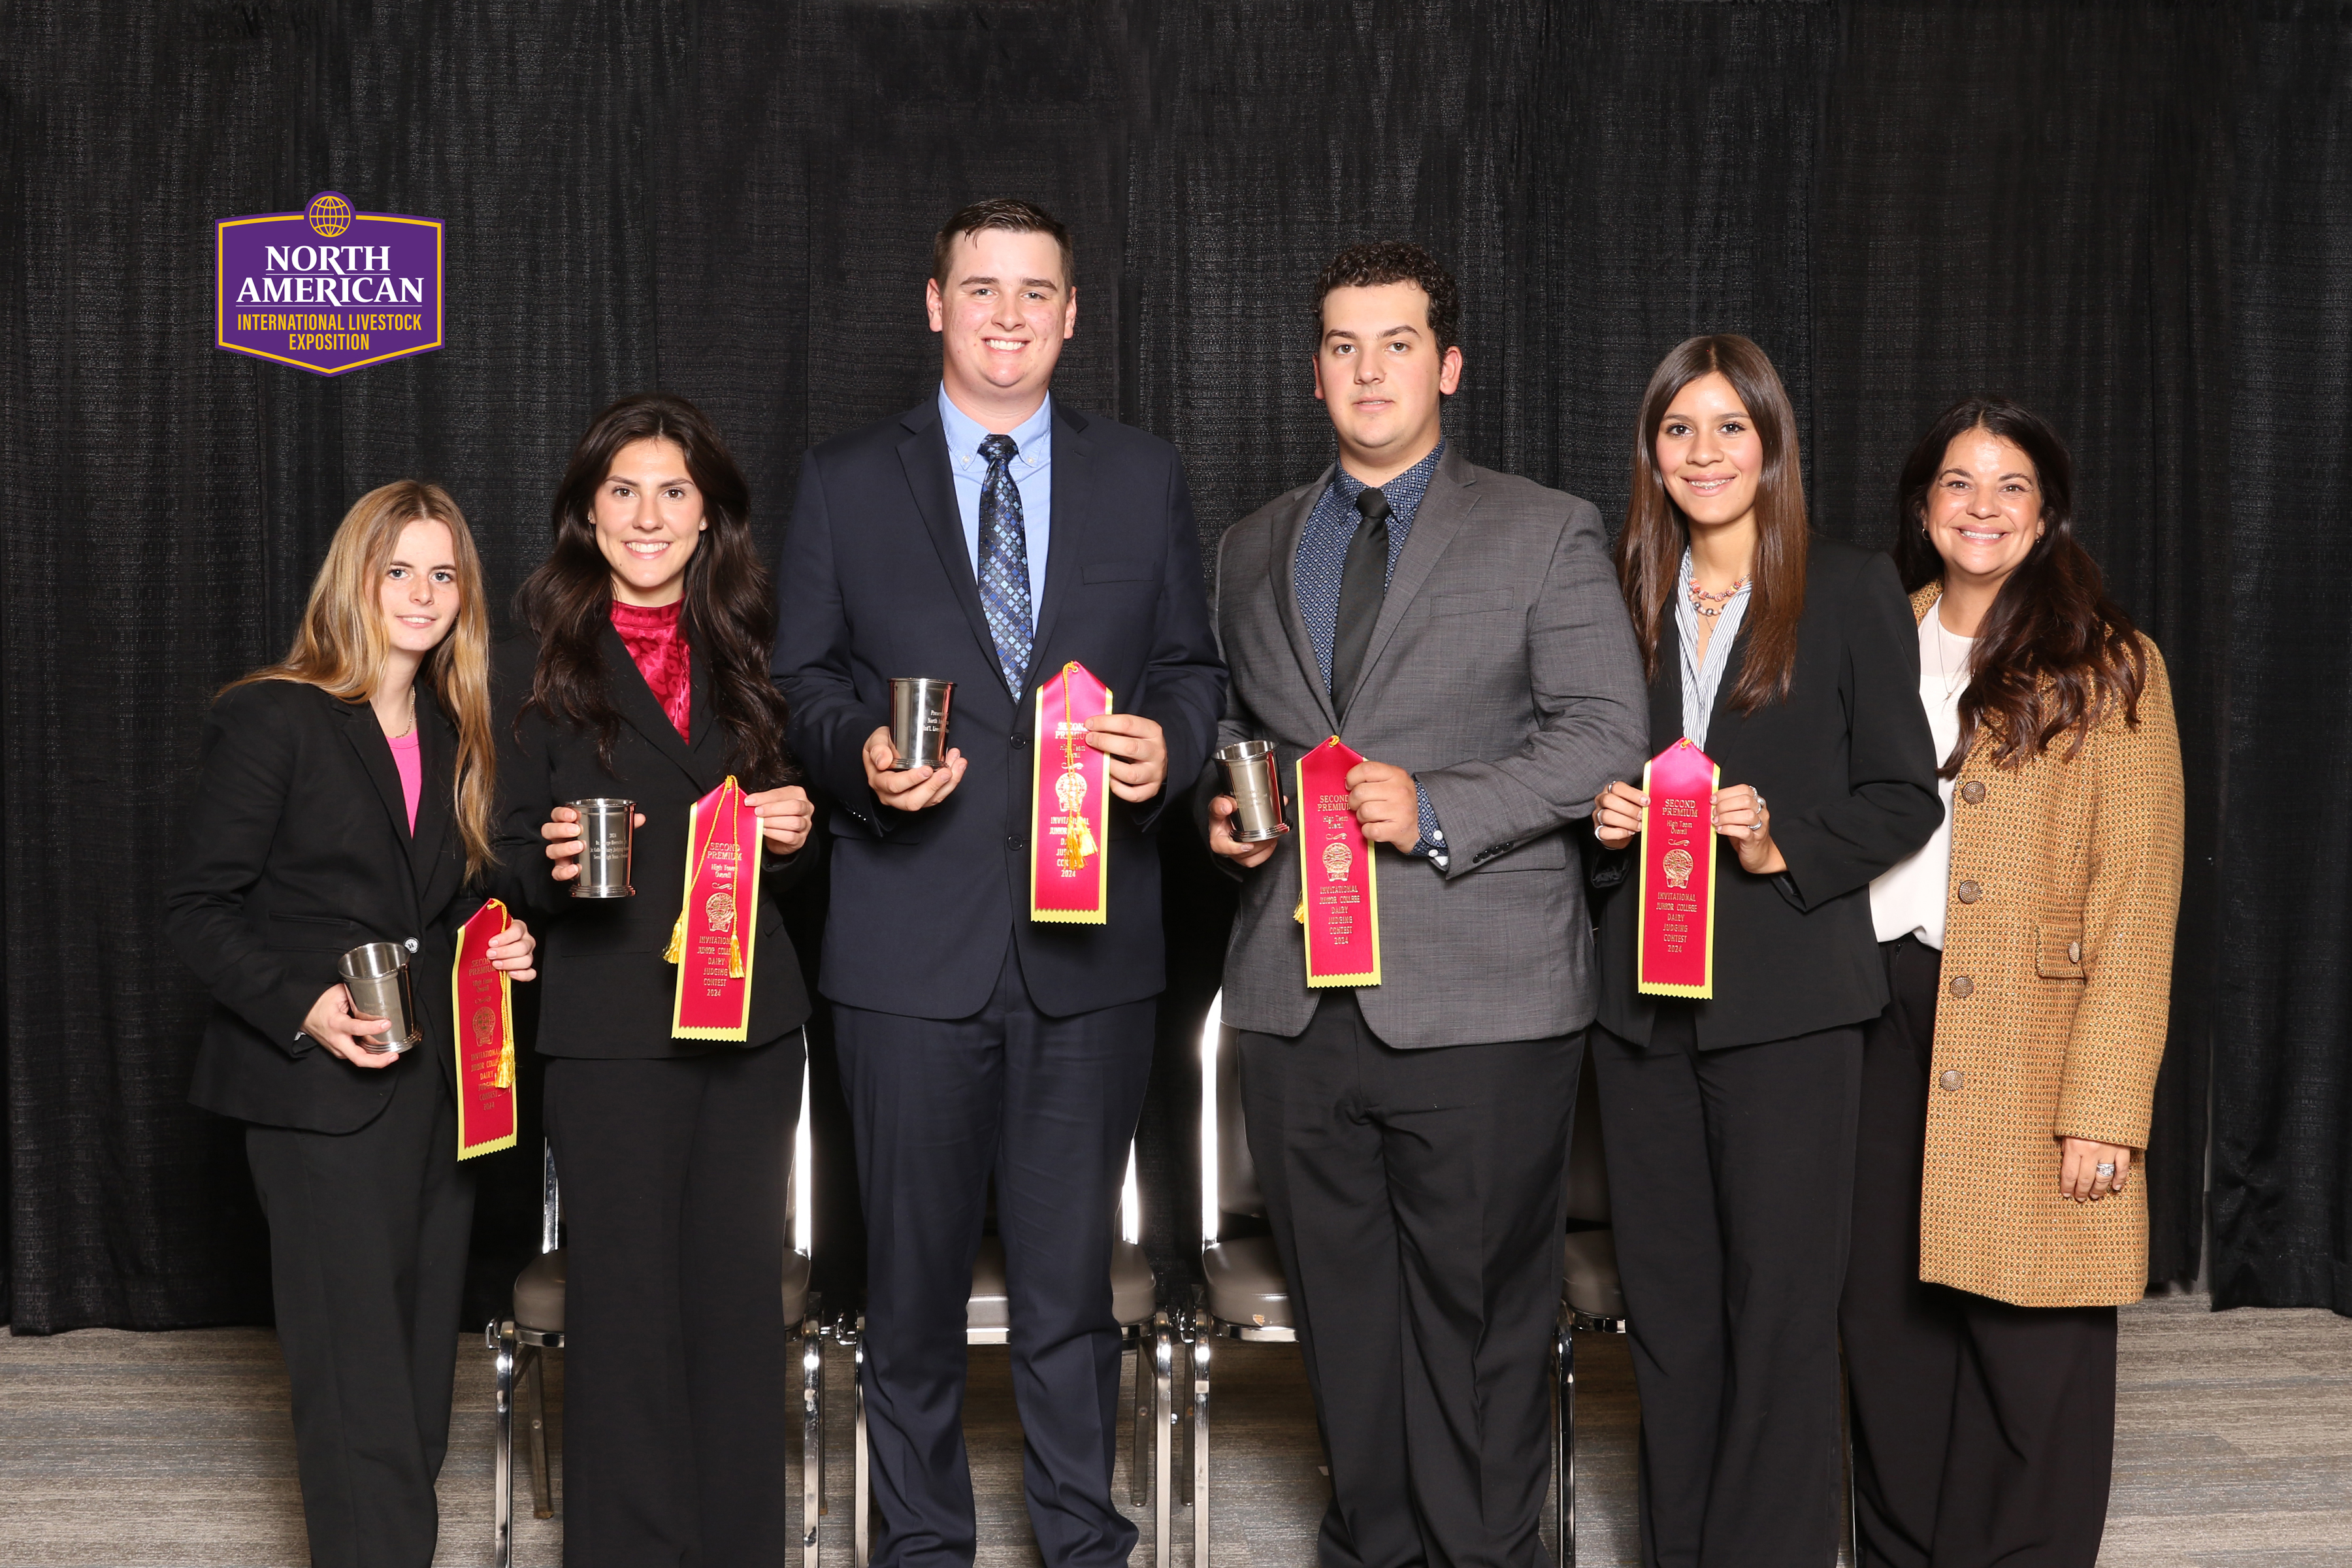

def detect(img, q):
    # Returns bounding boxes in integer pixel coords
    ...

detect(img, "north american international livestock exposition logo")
[214,191,442,374]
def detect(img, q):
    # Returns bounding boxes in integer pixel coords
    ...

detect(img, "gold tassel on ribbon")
[664,908,687,965]
[728,933,744,979]
[494,1041,516,1090]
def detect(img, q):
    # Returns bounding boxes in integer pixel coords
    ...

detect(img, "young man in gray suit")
[1203,242,1648,1568]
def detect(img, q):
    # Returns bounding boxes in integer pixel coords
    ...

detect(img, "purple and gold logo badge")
[215,191,442,374]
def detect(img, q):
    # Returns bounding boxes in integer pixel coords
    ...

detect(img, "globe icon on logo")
[306,192,354,238]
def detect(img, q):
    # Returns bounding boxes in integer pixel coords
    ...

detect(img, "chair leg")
[522,1345,554,1520]
[489,1320,516,1568]
[1191,1328,1211,1568]
[802,1315,823,1567]
[1152,1312,1175,1568]
[1130,1329,1151,1507]
[1177,1333,1194,1512]
[853,1327,871,1568]
[1555,1323,1576,1567]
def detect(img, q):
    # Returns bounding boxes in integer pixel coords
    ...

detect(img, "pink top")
[388,728,422,833]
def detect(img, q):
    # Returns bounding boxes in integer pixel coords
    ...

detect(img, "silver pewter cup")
[571,798,636,898]
[1217,740,1290,843]
[890,678,955,771]
[338,942,422,1054]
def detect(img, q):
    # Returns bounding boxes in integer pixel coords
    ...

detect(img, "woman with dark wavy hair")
[1841,398,2181,1567]
[1588,335,1942,1568]
[491,391,813,1567]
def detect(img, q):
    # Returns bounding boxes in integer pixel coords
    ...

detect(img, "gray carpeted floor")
[0,1293,2345,1566]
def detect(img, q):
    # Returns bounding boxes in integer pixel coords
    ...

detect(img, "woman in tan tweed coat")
[1840,397,2183,1568]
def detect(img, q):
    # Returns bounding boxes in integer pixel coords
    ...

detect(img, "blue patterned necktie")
[976,433,1034,689]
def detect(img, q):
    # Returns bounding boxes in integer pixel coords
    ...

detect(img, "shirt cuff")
[1409,781,1449,870]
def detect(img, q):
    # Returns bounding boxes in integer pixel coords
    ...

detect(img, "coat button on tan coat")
[1908,583,2185,1309]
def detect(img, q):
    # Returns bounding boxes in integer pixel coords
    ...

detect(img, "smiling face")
[379,518,461,655]
[592,436,706,606]
[1923,427,2046,593]
[1654,372,1765,535]
[1313,281,1462,479]
[926,227,1075,423]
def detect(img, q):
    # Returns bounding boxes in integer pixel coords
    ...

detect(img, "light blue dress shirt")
[938,385,1053,614]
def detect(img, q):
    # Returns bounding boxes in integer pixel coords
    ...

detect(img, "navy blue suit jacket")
[775,395,1226,1020]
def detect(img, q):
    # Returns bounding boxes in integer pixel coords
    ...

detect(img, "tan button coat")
[1910,585,2184,1307]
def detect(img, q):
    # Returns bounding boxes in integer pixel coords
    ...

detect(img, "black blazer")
[489,627,811,1058]
[164,679,477,1134]
[1593,538,1942,1049]
[774,395,1226,1021]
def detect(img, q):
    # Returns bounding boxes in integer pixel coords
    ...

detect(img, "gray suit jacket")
[1203,444,1648,1047]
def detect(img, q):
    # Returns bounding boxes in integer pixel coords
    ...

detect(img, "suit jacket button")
[1959,780,1986,804]
[1939,1069,1964,1092]
[404,938,419,953]
[2067,940,2082,964]
[1006,835,1025,851]
[1955,880,1982,904]
[1011,733,1030,750]
[1949,975,1974,998]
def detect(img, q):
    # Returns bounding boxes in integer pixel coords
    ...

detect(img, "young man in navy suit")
[774,199,1224,1568]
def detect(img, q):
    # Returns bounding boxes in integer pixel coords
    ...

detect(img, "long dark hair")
[515,392,796,787]
[1615,334,1808,712]
[1893,396,2146,776]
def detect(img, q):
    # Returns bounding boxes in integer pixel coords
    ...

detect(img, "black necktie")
[1331,486,1392,710]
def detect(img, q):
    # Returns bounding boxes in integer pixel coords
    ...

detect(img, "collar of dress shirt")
[938,384,1054,475]
[1328,436,1445,529]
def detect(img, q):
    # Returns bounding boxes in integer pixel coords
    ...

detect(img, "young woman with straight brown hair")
[165,481,537,1568]
[1841,398,2181,1567]
[1588,336,1941,1568]
[491,391,813,1567]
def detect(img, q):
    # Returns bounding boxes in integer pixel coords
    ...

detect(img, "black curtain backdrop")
[3,0,2345,1332]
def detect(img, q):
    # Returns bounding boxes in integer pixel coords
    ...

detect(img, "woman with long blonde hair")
[165,480,536,1568]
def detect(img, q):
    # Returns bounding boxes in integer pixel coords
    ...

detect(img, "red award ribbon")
[666,775,762,1040]
[1297,737,1381,987]
[1637,739,1719,998]
[453,898,518,1160]
[1030,661,1113,924]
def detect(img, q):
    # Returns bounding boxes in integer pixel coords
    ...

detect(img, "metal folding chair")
[1554,1053,1626,1566]
[1188,993,1293,1568]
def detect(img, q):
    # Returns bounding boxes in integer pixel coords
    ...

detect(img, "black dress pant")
[832,947,1154,1568]
[544,1035,803,1568]
[245,1053,475,1568]
[1840,936,2119,1568]
[1237,992,1582,1568]
[1588,1007,1863,1568]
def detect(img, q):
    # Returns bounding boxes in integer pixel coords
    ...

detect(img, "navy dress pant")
[833,947,1155,1568]
[245,1054,474,1568]
[544,1036,802,1568]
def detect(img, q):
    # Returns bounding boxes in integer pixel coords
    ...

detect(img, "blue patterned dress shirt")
[1294,440,1451,869]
